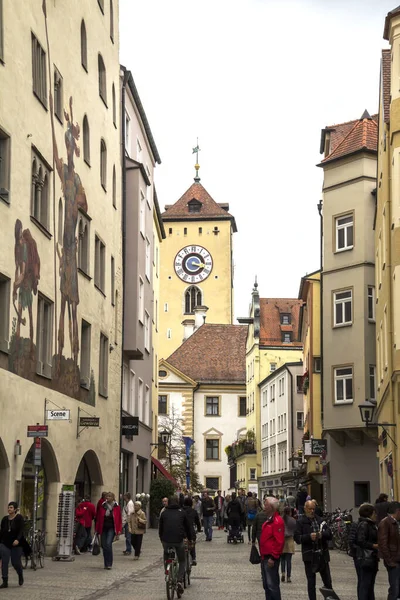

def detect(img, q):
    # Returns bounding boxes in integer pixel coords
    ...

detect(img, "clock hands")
[192,261,206,268]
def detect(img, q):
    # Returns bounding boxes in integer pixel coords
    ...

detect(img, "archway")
[0,438,10,514]
[74,450,103,503]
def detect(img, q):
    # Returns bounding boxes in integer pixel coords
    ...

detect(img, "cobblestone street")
[0,528,390,599]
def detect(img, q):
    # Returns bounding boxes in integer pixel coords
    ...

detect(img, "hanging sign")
[122,416,139,436]
[46,409,70,421]
[27,425,48,438]
[34,437,42,466]
[79,417,100,427]
[311,439,328,455]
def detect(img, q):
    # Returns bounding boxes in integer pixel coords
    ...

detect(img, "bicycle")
[165,547,183,600]
[183,539,192,589]
[23,519,46,570]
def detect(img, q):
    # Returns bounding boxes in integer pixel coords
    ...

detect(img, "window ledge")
[101,183,107,193]
[33,91,48,111]
[368,318,376,324]
[335,246,354,254]
[334,401,354,406]
[0,192,10,206]
[100,94,108,108]
[30,216,52,239]
[84,158,91,168]
[82,63,88,73]
[0,345,9,356]
[99,391,108,399]
[36,370,52,381]
[94,283,106,298]
[333,322,352,329]
[78,267,92,281]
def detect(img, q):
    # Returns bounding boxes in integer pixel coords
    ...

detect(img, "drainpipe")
[317,200,324,428]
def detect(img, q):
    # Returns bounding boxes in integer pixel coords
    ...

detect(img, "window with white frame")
[283,413,287,430]
[139,190,145,236]
[271,383,275,401]
[78,213,90,275]
[296,411,304,429]
[282,332,292,343]
[206,439,219,460]
[137,138,143,162]
[145,385,150,426]
[270,362,276,372]
[368,286,375,321]
[369,365,376,401]
[125,110,131,151]
[80,319,91,389]
[144,311,150,351]
[31,33,47,107]
[249,468,256,480]
[335,213,353,251]
[334,366,353,404]
[99,333,109,397]
[138,378,144,421]
[138,277,144,323]
[333,289,352,326]
[206,396,219,416]
[145,237,151,281]
[129,370,136,414]
[36,294,53,378]
[31,150,50,230]
[94,235,106,292]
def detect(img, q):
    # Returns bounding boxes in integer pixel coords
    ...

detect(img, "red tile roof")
[162,182,237,231]
[259,299,303,348]
[382,49,391,124]
[166,324,247,383]
[384,6,400,40]
[320,112,378,165]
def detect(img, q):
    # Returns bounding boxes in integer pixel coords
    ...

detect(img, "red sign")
[27,425,48,438]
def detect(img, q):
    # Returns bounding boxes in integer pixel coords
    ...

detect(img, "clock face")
[174,245,213,283]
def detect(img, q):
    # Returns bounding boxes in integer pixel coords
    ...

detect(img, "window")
[80,320,91,388]
[159,369,167,378]
[205,477,219,492]
[280,313,291,325]
[270,362,276,372]
[271,384,275,401]
[125,110,130,150]
[98,0,104,13]
[31,151,50,230]
[188,199,201,213]
[249,468,256,480]
[53,67,63,123]
[185,286,202,314]
[58,198,63,241]
[368,286,375,321]
[138,277,144,323]
[94,235,105,292]
[78,213,90,274]
[296,375,303,393]
[369,365,376,401]
[137,138,142,162]
[112,165,116,208]
[313,357,321,373]
[158,395,167,415]
[167,328,171,339]
[282,332,292,343]
[354,482,370,507]
[112,84,116,127]
[199,227,202,234]
[335,213,354,251]
[168,228,172,235]
[111,256,115,305]
[98,54,107,104]
[239,396,246,417]
[0,274,10,352]
[206,439,219,460]
[99,333,108,396]
[333,289,352,326]
[144,311,150,351]
[206,396,219,416]
[100,139,107,190]
[296,411,304,429]
[110,0,114,41]
[164,303,168,312]
[31,33,47,107]
[80,20,87,71]
[0,128,10,203]
[36,294,53,378]
[334,366,353,404]
[83,116,90,165]
[184,227,187,236]
[138,379,144,421]
[145,237,151,280]
[140,190,145,235]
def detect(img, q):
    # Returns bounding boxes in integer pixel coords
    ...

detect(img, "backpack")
[348,521,360,557]
[247,508,257,521]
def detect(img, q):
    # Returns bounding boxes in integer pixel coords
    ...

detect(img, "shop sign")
[46,409,70,421]
[311,439,328,455]
[27,425,48,438]
[122,416,139,436]
[79,417,100,427]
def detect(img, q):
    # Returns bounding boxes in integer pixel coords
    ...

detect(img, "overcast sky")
[120,0,394,321]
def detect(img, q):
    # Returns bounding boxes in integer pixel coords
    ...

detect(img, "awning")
[151,457,178,487]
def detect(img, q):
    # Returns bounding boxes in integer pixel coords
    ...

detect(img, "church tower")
[159,159,237,359]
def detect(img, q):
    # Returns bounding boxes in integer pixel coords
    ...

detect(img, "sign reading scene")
[46,409,70,421]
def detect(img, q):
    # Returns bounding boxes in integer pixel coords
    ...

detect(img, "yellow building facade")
[159,181,237,359]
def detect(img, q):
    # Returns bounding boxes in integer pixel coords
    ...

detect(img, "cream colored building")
[0,0,122,550]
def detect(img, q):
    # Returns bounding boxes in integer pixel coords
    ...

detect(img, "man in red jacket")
[259,496,285,600]
[75,496,96,553]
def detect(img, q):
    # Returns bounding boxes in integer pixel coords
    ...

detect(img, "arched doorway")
[75,450,103,502]
[0,438,10,514]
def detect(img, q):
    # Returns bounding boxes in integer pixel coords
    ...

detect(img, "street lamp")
[358,401,396,428]
[150,429,171,453]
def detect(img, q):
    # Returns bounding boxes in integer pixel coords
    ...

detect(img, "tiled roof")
[384,5,400,40]
[259,299,303,348]
[162,182,237,231]
[382,49,391,124]
[320,112,378,165]
[166,324,247,383]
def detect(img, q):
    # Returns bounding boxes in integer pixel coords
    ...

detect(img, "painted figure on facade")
[13,220,40,357]
[49,92,87,371]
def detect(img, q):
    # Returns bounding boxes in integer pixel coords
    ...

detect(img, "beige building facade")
[0,0,122,549]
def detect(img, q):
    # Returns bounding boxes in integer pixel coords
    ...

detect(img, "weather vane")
[192,138,201,183]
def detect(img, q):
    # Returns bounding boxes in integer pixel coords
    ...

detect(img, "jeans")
[385,563,400,600]
[101,528,115,567]
[124,523,132,553]
[261,558,281,600]
[281,553,293,578]
[131,534,143,557]
[358,565,378,600]
[304,560,332,600]
[353,557,361,599]
[216,510,223,527]
[203,516,213,540]
[163,542,185,581]
[0,544,23,579]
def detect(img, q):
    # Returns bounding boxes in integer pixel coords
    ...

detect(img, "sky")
[120,0,394,321]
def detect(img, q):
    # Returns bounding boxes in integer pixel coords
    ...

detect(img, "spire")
[361,109,371,120]
[192,138,201,183]
[252,276,258,292]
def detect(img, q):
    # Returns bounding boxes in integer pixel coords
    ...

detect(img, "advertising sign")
[79,417,100,427]
[311,439,328,456]
[46,409,70,421]
[27,425,48,438]
[121,416,139,436]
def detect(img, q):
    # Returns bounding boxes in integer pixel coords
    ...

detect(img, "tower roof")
[162,182,237,232]
[259,298,303,348]
[318,112,378,166]
[384,5,400,40]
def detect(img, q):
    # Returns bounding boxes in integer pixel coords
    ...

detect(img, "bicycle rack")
[52,490,75,562]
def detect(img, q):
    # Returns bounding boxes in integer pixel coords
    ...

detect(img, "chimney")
[182,319,195,341]
[193,305,208,331]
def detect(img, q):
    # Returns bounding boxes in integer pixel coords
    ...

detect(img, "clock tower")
[159,176,237,359]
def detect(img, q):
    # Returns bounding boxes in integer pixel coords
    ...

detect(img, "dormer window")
[188,199,202,213]
[281,313,291,325]
[282,332,292,343]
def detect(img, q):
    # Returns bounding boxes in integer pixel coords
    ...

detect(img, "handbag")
[249,544,261,565]
[357,547,377,568]
[137,518,146,530]
[92,532,101,556]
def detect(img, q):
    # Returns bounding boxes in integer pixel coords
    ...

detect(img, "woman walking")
[245,492,259,544]
[128,501,147,560]
[0,502,24,588]
[222,494,231,531]
[281,506,296,583]
[226,493,243,540]
[355,503,379,600]
[122,493,134,555]
[95,492,122,569]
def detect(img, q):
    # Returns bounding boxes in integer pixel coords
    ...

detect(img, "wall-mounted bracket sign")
[122,416,139,436]
[311,439,328,456]
[77,407,100,438]
[46,409,70,421]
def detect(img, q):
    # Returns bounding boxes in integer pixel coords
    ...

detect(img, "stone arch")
[0,438,10,513]
[75,450,104,502]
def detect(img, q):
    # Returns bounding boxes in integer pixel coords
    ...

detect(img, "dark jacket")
[294,514,332,563]
[214,494,224,511]
[378,515,400,566]
[296,490,308,510]
[252,511,270,543]
[375,501,390,524]
[226,499,243,524]
[201,497,215,518]
[356,517,378,562]
[159,504,193,544]
[183,506,201,536]
[0,514,25,549]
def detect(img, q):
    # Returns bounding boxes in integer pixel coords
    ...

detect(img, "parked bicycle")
[324,508,353,553]
[23,518,46,570]
[183,539,192,589]
[165,547,183,600]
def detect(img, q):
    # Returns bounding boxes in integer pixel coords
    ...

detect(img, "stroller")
[227,522,244,544]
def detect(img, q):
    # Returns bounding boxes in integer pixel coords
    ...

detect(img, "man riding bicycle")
[159,495,193,595]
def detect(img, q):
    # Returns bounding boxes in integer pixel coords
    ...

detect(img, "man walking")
[378,500,400,600]
[214,490,224,530]
[258,496,285,600]
[201,491,215,541]
[159,495,193,596]
[294,500,334,600]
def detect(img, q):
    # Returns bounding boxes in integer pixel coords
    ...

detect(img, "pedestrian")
[75,496,96,553]
[122,492,134,555]
[281,506,296,584]
[159,495,193,596]
[375,493,390,525]
[128,501,147,560]
[214,490,225,530]
[296,486,308,516]
[97,491,108,511]
[355,503,379,600]
[294,499,335,600]
[312,499,323,518]
[238,488,247,528]
[378,500,400,600]
[183,496,201,565]
[227,492,244,541]
[160,497,169,516]
[254,492,262,510]
[246,492,259,544]
[222,494,231,531]
[0,502,24,588]
[193,495,202,525]
[95,491,122,570]
[258,496,285,600]
[201,491,215,541]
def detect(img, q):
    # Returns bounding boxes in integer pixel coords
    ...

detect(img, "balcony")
[225,439,257,464]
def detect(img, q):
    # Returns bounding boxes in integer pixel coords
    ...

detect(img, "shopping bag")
[249,544,261,564]
[92,532,101,556]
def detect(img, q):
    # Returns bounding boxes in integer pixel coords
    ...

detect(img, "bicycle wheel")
[22,553,29,570]
[38,540,45,568]
[166,566,175,600]
[186,556,191,587]
[31,540,38,571]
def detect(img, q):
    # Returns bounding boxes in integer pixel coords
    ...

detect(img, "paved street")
[0,528,390,599]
